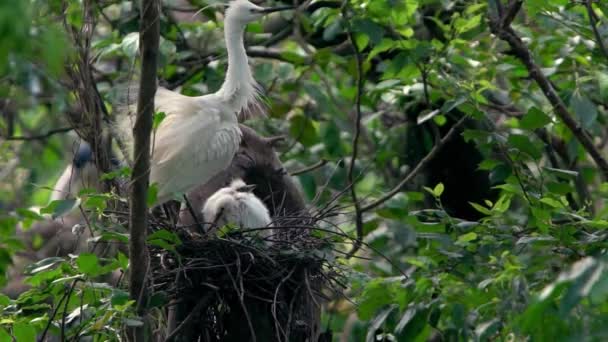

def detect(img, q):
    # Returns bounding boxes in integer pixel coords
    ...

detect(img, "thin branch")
[501,0,523,28]
[340,1,365,258]
[1,127,74,141]
[129,0,160,340]
[246,46,311,64]
[60,279,79,341]
[489,4,608,180]
[361,116,468,212]
[38,279,81,342]
[290,159,328,176]
[585,0,608,63]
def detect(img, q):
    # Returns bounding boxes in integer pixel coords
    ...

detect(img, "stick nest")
[150,223,344,341]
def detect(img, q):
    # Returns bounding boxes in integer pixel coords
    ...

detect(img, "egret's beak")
[258,5,294,14]
[237,184,257,192]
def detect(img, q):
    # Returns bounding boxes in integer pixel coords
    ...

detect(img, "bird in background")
[113,0,293,205]
[50,141,100,202]
[202,178,272,236]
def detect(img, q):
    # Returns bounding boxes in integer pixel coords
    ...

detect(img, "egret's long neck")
[217,19,258,113]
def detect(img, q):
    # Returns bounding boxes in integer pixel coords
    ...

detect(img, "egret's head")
[226,0,293,25]
[73,142,93,169]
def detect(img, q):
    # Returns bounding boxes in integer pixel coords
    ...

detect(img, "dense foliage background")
[2,0,608,340]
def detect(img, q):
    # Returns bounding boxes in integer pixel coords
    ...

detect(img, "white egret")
[50,141,101,201]
[114,0,292,205]
[202,178,272,235]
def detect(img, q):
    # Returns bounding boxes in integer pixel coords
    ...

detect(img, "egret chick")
[115,0,292,205]
[202,179,272,235]
[50,142,100,201]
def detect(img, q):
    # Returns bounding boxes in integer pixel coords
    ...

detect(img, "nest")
[150,224,343,342]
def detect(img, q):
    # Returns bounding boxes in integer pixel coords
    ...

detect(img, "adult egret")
[202,178,272,235]
[114,0,292,205]
[50,142,100,201]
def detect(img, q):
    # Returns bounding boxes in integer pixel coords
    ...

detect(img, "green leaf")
[492,195,511,213]
[440,96,467,114]
[13,322,36,342]
[16,208,44,221]
[147,183,158,207]
[101,166,132,181]
[355,33,370,50]
[352,18,385,45]
[540,197,564,208]
[469,202,491,216]
[570,93,598,129]
[366,305,397,342]
[41,199,79,219]
[76,253,100,276]
[279,51,307,65]
[519,107,551,130]
[433,183,444,197]
[26,257,65,274]
[0,328,11,342]
[148,229,182,245]
[111,290,131,307]
[508,134,542,159]
[288,113,319,147]
[456,232,478,245]
[120,32,139,59]
[0,294,9,307]
[357,278,398,320]
[153,111,166,130]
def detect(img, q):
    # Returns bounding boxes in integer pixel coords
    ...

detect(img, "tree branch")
[129,0,159,340]
[341,1,365,258]
[290,159,328,176]
[247,46,311,64]
[489,4,608,180]
[585,0,608,63]
[501,0,523,28]
[361,116,468,213]
[1,127,74,141]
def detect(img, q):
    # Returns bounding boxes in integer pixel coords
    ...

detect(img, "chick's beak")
[258,5,294,14]
[238,184,257,192]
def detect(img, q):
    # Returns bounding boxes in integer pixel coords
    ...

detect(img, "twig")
[361,116,468,212]
[340,0,365,259]
[164,291,215,342]
[585,0,608,63]
[60,279,79,341]
[183,194,205,233]
[1,127,74,141]
[220,253,257,342]
[489,3,608,180]
[272,267,296,342]
[38,280,79,342]
[290,159,328,176]
[246,47,311,64]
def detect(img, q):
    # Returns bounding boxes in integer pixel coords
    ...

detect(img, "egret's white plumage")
[202,179,272,234]
[115,0,290,205]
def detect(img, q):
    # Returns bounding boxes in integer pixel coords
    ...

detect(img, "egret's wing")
[151,104,222,165]
[237,193,272,229]
[112,87,203,160]
[150,97,241,201]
